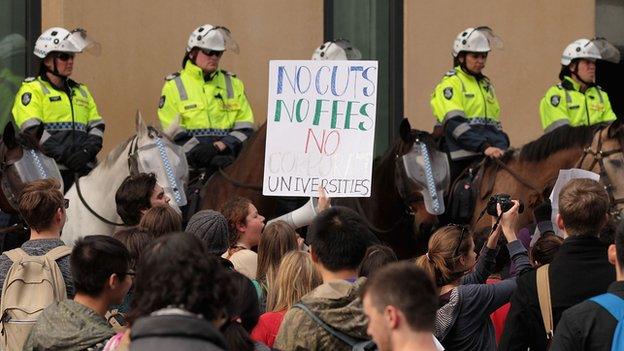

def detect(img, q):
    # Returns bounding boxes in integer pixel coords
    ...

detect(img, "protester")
[24,235,132,351]
[362,262,440,351]
[274,206,379,350]
[551,220,624,350]
[500,178,616,350]
[416,201,530,350]
[186,209,230,255]
[115,172,170,226]
[221,196,265,279]
[530,233,564,267]
[110,228,153,316]
[137,204,182,238]
[0,179,72,295]
[252,251,322,347]
[125,233,232,351]
[358,244,398,278]
[255,220,299,309]
[221,272,271,351]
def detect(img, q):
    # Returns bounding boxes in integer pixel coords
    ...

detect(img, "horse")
[201,119,437,259]
[62,113,189,245]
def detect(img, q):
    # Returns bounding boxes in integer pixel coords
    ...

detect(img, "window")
[596,0,623,116]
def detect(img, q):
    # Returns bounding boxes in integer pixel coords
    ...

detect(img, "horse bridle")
[577,125,624,218]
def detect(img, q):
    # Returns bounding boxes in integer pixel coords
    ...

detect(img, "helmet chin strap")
[45,57,69,79]
[571,70,594,87]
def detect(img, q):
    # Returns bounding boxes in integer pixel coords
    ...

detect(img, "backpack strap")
[536,264,554,340]
[589,293,624,351]
[4,249,28,263]
[44,246,72,261]
[293,302,360,347]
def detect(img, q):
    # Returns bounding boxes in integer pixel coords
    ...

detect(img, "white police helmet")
[452,26,502,57]
[34,27,94,59]
[186,24,239,53]
[311,39,362,60]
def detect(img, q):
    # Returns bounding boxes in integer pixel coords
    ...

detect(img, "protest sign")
[263,60,378,197]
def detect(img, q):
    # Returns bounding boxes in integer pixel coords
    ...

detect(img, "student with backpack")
[0,179,73,350]
[550,220,624,351]
[23,235,132,351]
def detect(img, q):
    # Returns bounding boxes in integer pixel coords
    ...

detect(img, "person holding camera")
[416,198,530,351]
[499,179,615,351]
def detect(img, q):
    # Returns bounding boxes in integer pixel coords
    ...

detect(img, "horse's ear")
[162,115,183,141]
[2,123,17,149]
[399,118,413,143]
[135,110,148,138]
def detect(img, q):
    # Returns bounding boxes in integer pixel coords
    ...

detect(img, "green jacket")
[274,277,370,351]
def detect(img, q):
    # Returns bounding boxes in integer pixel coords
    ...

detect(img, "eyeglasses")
[55,52,75,61]
[200,49,224,58]
[63,198,69,209]
[449,224,470,257]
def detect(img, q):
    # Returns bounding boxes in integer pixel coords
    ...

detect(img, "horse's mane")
[518,125,596,162]
[100,137,133,169]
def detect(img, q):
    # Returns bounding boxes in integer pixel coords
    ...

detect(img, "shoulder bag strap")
[293,302,359,347]
[536,264,554,340]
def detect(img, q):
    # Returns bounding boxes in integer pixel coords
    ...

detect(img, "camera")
[486,194,524,216]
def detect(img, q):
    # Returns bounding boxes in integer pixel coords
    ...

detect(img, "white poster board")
[263,60,378,197]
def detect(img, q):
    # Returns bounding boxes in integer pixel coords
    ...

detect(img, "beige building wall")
[405,0,595,146]
[42,0,323,155]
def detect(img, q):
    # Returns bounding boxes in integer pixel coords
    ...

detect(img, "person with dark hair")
[137,205,182,238]
[10,27,104,190]
[500,179,616,351]
[362,262,440,351]
[126,233,232,351]
[158,24,254,170]
[115,172,170,226]
[530,233,564,267]
[186,209,230,255]
[274,206,379,351]
[221,196,265,279]
[539,38,617,134]
[358,244,398,278]
[415,201,529,351]
[222,272,271,351]
[430,26,508,179]
[24,235,132,351]
[0,179,73,296]
[551,219,624,350]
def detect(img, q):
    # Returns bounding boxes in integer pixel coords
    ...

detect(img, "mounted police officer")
[158,24,254,170]
[311,39,361,61]
[430,27,509,178]
[11,27,104,191]
[539,38,620,133]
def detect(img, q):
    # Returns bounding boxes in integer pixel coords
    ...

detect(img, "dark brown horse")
[201,119,436,258]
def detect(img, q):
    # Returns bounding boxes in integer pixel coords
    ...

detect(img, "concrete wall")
[42,0,323,155]
[404,0,595,146]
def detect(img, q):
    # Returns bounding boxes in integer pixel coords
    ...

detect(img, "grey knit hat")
[185,210,229,255]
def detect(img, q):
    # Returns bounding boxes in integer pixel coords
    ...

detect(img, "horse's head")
[0,123,62,212]
[579,119,624,220]
[392,119,448,233]
[133,112,189,210]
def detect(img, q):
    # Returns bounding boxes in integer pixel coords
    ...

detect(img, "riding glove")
[65,148,91,172]
[188,143,219,168]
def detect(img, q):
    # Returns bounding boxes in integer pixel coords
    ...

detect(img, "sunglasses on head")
[200,49,223,57]
[63,198,69,209]
[55,52,75,61]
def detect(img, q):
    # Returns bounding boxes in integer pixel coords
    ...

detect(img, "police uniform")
[158,60,254,155]
[11,75,104,187]
[430,66,509,161]
[539,76,617,133]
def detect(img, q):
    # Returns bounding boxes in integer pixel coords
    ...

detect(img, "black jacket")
[551,280,624,351]
[130,309,227,351]
[498,235,615,351]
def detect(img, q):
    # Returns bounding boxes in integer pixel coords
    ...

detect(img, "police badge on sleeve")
[550,95,560,107]
[21,92,31,106]
[443,87,453,100]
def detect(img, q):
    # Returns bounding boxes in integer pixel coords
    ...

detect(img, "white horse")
[62,113,188,245]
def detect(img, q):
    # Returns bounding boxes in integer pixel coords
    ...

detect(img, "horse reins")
[577,126,624,217]
[73,135,141,227]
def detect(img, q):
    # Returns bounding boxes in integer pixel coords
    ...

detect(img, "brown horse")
[201,119,436,258]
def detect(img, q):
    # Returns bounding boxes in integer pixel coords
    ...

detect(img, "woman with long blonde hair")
[251,251,322,347]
